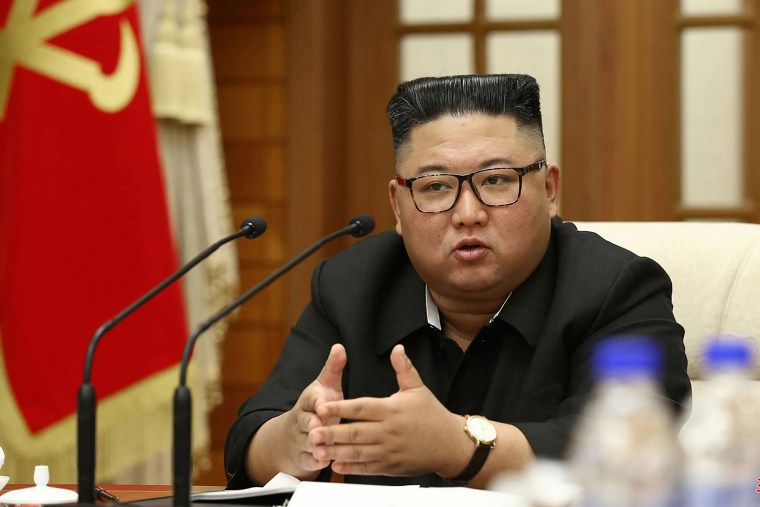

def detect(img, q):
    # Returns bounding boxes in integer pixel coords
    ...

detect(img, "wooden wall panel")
[216,86,286,139]
[198,0,289,485]
[236,266,288,323]
[224,143,287,202]
[286,0,348,324]
[210,24,287,81]
[286,0,399,328]
[561,0,679,221]
[222,328,277,386]
[343,2,400,229]
[206,0,284,21]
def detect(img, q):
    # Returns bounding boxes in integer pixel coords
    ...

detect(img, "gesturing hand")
[282,343,347,473]
[308,344,465,477]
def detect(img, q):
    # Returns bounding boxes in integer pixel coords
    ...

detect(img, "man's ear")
[545,163,561,218]
[388,179,404,236]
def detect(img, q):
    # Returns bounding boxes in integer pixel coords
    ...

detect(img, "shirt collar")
[425,287,442,330]
[425,286,512,331]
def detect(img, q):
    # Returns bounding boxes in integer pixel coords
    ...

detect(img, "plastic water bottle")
[567,336,681,507]
[679,336,760,507]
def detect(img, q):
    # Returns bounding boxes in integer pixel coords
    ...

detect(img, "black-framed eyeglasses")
[395,160,547,213]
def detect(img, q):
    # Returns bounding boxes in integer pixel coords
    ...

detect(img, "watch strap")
[447,442,491,485]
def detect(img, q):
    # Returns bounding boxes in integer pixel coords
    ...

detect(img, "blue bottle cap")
[704,335,754,372]
[592,336,663,380]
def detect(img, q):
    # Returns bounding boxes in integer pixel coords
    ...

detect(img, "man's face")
[388,113,560,304]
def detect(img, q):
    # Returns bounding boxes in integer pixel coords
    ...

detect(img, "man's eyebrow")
[477,158,517,169]
[416,165,448,175]
[415,158,518,176]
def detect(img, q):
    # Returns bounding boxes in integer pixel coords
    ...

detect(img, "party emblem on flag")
[0,0,140,119]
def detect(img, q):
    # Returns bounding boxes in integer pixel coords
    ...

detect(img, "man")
[225,74,691,489]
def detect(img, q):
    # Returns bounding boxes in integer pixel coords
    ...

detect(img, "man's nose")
[451,182,488,226]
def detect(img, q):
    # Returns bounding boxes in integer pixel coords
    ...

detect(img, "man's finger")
[312,442,386,464]
[315,343,347,391]
[308,421,383,446]
[331,459,385,476]
[316,397,384,422]
[296,450,331,471]
[296,410,324,434]
[390,344,424,391]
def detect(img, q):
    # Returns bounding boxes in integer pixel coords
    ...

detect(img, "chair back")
[574,221,760,381]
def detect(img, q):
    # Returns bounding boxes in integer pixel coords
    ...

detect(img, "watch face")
[467,416,497,444]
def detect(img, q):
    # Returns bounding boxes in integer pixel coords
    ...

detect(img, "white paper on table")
[191,472,301,501]
[287,481,529,507]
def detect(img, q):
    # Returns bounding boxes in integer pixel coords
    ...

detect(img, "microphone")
[77,216,267,504]
[172,215,375,506]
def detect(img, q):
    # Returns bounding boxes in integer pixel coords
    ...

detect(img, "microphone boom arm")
[178,225,352,386]
[84,227,253,383]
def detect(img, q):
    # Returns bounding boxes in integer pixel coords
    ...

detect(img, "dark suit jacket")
[225,220,691,488]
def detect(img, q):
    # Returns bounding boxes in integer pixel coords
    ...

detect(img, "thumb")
[316,343,347,391]
[391,344,423,391]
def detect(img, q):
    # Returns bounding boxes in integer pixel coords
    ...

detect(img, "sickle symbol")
[0,0,140,120]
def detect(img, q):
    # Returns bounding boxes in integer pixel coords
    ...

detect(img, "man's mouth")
[453,240,488,260]
[455,237,486,250]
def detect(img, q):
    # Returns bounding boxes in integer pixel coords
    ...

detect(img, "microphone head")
[240,216,267,238]
[347,215,375,238]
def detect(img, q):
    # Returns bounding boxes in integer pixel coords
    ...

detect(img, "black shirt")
[225,220,691,488]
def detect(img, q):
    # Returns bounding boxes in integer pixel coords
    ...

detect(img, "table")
[0,484,223,504]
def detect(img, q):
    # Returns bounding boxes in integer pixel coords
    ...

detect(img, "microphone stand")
[77,218,266,503]
[172,216,374,506]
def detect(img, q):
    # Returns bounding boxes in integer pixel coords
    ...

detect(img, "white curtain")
[116,0,239,483]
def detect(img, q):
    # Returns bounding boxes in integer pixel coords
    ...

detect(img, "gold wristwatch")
[448,415,497,485]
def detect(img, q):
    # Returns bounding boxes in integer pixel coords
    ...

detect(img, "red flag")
[0,0,187,476]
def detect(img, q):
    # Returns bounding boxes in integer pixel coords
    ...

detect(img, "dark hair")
[387,74,544,159]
